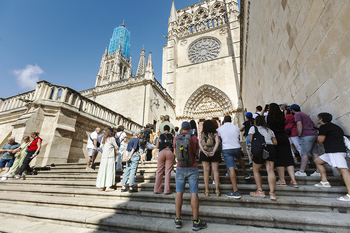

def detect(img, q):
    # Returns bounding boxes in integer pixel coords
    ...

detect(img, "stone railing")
[0,90,36,112]
[0,80,142,132]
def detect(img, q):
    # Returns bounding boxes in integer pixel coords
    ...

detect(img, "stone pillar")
[52,87,60,100]
[60,88,68,103]
[67,92,74,105]
[0,98,4,112]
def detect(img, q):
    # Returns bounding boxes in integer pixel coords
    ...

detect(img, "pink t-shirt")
[294,112,317,136]
[174,132,198,169]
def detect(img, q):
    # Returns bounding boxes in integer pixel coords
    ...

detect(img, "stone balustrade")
[0,90,36,112]
[0,80,142,132]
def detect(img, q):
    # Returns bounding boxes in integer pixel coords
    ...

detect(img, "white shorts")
[88,148,96,157]
[319,152,348,169]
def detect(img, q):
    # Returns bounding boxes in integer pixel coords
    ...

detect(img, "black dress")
[267,116,294,167]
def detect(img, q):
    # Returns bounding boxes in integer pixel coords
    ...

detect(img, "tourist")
[139,123,156,165]
[217,115,247,199]
[14,132,42,179]
[154,125,174,194]
[279,102,288,116]
[285,108,301,163]
[190,120,198,136]
[199,120,221,197]
[0,136,20,175]
[86,128,101,171]
[249,116,278,200]
[115,126,127,171]
[159,115,175,134]
[267,103,298,188]
[174,126,179,137]
[97,130,105,154]
[290,105,320,177]
[253,105,267,118]
[2,136,30,180]
[96,128,119,192]
[174,121,207,231]
[313,113,350,201]
[240,112,254,164]
[121,130,141,193]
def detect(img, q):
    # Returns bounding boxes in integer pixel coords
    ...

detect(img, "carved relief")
[180,39,187,46]
[219,28,227,35]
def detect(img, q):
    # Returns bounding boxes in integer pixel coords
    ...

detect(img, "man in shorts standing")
[314,112,350,201]
[86,128,100,171]
[217,115,245,199]
[290,105,320,177]
[174,121,207,231]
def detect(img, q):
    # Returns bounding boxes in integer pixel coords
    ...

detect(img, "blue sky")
[0,0,200,98]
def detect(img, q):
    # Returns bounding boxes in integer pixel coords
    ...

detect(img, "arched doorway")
[182,84,234,120]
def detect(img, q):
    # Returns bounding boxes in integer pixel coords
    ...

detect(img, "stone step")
[0,197,346,232]
[0,205,314,233]
[25,173,345,186]
[0,179,347,197]
[0,186,349,213]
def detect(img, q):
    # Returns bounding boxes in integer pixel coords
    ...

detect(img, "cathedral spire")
[169,0,177,24]
[146,52,153,73]
[136,48,146,77]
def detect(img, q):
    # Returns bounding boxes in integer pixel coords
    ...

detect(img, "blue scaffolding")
[108,24,131,60]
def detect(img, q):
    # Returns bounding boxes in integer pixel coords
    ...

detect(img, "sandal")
[314,181,331,188]
[215,190,221,197]
[276,180,287,186]
[250,190,266,198]
[105,188,114,192]
[205,190,210,197]
[269,192,277,201]
[98,188,105,192]
[290,181,299,188]
[337,194,350,202]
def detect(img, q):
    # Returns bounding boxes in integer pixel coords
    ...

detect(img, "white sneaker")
[212,181,215,185]
[1,176,7,181]
[310,171,321,177]
[4,173,12,178]
[295,171,307,177]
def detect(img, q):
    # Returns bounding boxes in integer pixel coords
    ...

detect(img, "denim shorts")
[246,135,251,146]
[175,167,199,193]
[299,135,318,155]
[222,148,242,168]
[0,158,14,168]
[139,142,155,153]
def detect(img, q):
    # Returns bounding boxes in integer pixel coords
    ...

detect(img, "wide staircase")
[0,151,349,233]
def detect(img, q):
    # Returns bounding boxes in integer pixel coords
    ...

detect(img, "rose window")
[188,38,220,63]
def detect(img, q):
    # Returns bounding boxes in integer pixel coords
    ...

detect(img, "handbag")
[15,142,30,158]
[285,122,296,136]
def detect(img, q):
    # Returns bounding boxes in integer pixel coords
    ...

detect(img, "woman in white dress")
[96,128,119,192]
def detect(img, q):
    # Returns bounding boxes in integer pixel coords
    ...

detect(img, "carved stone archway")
[182,85,234,120]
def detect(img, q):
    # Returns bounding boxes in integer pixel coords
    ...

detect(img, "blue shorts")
[139,142,155,153]
[222,149,242,168]
[246,135,251,146]
[175,167,199,193]
[0,158,14,168]
[299,135,318,155]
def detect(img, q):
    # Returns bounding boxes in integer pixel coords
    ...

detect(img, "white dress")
[96,137,119,188]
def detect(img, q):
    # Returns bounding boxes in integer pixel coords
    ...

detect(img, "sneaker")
[250,190,266,198]
[129,189,138,193]
[249,160,253,164]
[295,171,307,177]
[212,181,215,185]
[310,171,321,177]
[174,218,182,229]
[141,162,145,166]
[225,172,229,177]
[192,218,207,231]
[225,191,241,199]
[244,173,251,180]
[1,176,7,181]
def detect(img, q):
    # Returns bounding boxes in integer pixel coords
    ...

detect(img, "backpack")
[115,132,123,147]
[176,134,193,167]
[251,126,269,159]
[90,134,101,148]
[139,129,148,145]
[200,132,215,152]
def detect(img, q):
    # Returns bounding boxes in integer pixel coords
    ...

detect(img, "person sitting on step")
[0,136,20,176]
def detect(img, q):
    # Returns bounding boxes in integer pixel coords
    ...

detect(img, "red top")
[174,132,199,169]
[285,114,298,137]
[28,137,43,151]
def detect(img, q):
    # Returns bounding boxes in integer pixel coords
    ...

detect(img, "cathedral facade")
[162,0,242,125]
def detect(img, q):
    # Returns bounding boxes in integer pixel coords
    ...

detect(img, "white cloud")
[13,65,43,90]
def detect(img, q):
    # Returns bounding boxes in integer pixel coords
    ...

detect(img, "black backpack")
[251,126,268,159]
[139,129,148,145]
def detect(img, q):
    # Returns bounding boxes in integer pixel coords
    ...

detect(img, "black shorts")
[252,145,277,165]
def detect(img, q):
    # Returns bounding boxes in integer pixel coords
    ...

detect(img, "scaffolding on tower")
[108,23,131,60]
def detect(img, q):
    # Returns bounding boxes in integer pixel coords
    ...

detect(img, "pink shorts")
[319,152,348,169]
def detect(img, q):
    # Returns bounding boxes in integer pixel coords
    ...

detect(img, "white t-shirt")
[248,126,275,145]
[116,131,127,146]
[87,131,98,149]
[216,122,241,150]
[253,112,268,119]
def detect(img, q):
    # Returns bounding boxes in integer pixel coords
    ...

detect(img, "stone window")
[188,38,220,64]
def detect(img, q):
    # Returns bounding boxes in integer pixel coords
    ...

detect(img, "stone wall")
[241,0,350,134]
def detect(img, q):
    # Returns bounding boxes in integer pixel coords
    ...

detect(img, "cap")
[287,104,300,111]
[245,112,253,118]
[279,102,288,106]
[181,121,191,130]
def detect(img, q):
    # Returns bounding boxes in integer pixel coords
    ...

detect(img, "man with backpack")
[139,123,156,166]
[86,128,101,171]
[174,121,207,231]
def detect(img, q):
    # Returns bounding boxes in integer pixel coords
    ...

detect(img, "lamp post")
[150,97,160,109]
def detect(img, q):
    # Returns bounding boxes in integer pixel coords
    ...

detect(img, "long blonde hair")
[102,128,115,144]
